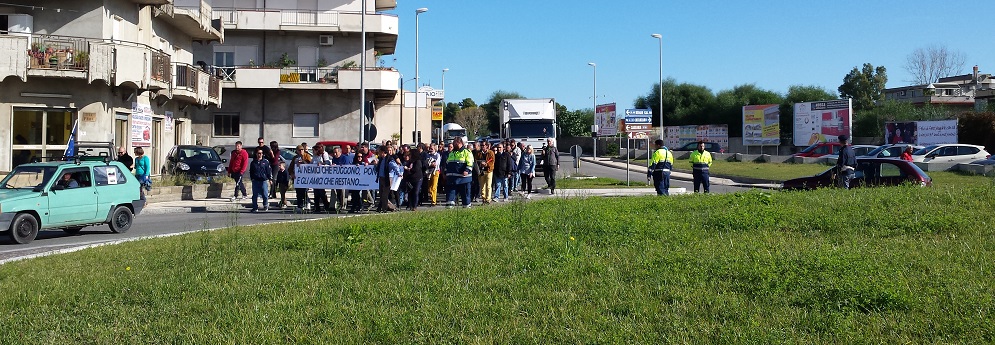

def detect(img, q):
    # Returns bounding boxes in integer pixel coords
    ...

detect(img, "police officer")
[836,135,857,189]
[647,139,673,195]
[689,141,713,193]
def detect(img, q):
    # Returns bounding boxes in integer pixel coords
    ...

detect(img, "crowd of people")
[225,136,560,213]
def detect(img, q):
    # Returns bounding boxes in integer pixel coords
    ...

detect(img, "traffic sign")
[625,109,653,116]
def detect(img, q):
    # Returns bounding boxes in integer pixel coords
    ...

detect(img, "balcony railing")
[281,9,339,26]
[175,63,199,92]
[151,50,172,83]
[27,34,89,71]
[208,76,220,99]
[280,66,337,83]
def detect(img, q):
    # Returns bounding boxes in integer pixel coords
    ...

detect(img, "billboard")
[793,99,852,146]
[595,103,618,136]
[885,120,958,146]
[742,104,780,146]
[664,124,729,152]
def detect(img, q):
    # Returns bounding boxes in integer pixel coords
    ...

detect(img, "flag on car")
[63,119,78,160]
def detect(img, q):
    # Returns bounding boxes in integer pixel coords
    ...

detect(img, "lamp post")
[651,33,663,140]
[588,62,597,159]
[414,7,428,144]
[442,68,449,90]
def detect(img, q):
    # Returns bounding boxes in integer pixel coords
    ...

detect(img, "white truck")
[442,122,469,145]
[500,98,557,171]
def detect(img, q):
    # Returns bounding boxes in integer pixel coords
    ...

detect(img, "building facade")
[0,0,224,172]
[189,0,433,149]
[882,66,993,112]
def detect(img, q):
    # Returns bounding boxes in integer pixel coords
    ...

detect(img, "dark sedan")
[781,158,931,190]
[164,145,227,181]
[672,142,722,153]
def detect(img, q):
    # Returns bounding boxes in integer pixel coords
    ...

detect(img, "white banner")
[915,120,958,146]
[293,164,379,190]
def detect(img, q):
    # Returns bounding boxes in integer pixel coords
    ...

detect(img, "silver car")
[912,144,991,164]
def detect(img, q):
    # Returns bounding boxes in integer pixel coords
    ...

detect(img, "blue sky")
[386,1,995,111]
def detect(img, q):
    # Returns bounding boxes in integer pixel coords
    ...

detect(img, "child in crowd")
[275,161,290,208]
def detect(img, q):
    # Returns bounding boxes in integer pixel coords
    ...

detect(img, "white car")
[911,144,990,164]
[862,144,924,159]
[823,145,877,160]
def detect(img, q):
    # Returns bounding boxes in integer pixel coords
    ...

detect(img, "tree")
[481,90,525,135]
[557,107,594,137]
[633,78,715,127]
[452,107,488,140]
[904,45,967,85]
[457,98,477,109]
[838,63,888,111]
[443,102,460,123]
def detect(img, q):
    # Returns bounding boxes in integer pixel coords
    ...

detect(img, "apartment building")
[189,0,431,148]
[882,66,993,112]
[0,0,224,172]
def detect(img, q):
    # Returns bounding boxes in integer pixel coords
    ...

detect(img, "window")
[293,113,319,137]
[898,90,907,97]
[59,167,92,188]
[94,166,128,186]
[214,113,240,137]
[879,163,904,178]
[957,146,979,155]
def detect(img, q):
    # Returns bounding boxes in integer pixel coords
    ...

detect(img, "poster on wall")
[742,104,780,146]
[663,124,729,152]
[595,103,618,136]
[131,102,153,147]
[793,99,852,146]
[885,120,957,146]
[164,111,174,132]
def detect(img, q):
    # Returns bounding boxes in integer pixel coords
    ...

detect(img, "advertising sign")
[164,111,173,132]
[131,102,153,147]
[885,120,958,146]
[293,164,379,190]
[742,104,780,146]
[664,124,729,151]
[595,103,618,136]
[793,99,852,146]
[431,105,443,121]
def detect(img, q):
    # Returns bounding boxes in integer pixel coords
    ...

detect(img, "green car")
[0,160,145,244]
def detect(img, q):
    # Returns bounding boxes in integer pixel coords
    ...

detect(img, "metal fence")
[28,34,89,71]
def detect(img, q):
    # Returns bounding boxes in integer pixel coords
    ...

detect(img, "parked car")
[822,144,877,160]
[781,158,932,190]
[793,142,842,158]
[911,144,990,164]
[0,160,144,244]
[164,145,227,181]
[861,144,924,159]
[214,145,295,165]
[671,142,723,153]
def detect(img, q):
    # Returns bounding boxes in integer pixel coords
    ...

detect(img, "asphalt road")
[0,154,749,261]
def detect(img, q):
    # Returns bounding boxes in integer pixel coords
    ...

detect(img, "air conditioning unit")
[319,35,333,46]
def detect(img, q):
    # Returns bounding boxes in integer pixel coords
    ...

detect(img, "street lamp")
[651,33,663,140]
[588,62,597,159]
[414,7,428,144]
[442,68,449,90]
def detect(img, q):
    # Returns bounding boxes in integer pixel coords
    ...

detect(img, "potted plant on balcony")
[74,50,89,68]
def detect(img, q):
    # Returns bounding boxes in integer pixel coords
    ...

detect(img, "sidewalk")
[579,156,782,189]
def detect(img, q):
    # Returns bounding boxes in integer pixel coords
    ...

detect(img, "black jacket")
[493,152,513,177]
[406,158,424,181]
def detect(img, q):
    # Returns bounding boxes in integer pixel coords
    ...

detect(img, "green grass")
[556,176,650,188]
[1,186,994,343]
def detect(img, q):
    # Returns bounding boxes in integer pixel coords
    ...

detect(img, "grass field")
[556,176,650,189]
[1,185,993,343]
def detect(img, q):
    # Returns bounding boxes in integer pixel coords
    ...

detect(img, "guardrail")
[208,76,220,99]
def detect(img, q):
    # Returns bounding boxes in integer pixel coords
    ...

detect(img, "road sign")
[628,132,648,139]
[625,124,652,131]
[625,109,653,116]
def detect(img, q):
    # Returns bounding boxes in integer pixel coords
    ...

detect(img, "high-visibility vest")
[445,148,474,177]
[689,150,713,170]
[649,148,673,172]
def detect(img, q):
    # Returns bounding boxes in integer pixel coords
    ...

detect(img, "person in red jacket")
[899,145,914,162]
[228,141,250,201]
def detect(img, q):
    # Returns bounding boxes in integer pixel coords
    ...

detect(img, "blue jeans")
[494,177,509,200]
[447,180,472,206]
[509,172,521,191]
[652,171,671,195]
[251,179,269,210]
[693,169,710,193]
[840,169,855,189]
[230,172,247,197]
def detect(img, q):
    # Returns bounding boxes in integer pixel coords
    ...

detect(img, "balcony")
[173,63,221,105]
[129,0,171,4]
[154,0,224,43]
[25,34,89,79]
[214,7,397,39]
[212,65,398,92]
